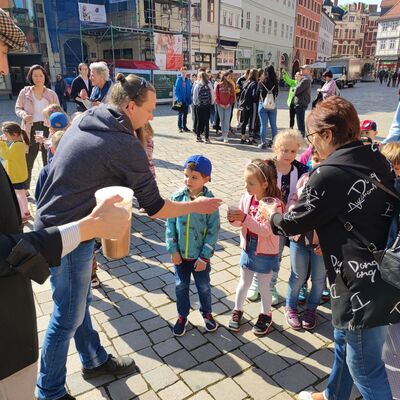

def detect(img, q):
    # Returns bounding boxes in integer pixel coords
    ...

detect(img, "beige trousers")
[0,362,37,400]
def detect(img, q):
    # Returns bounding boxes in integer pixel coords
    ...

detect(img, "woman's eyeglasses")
[306,131,320,143]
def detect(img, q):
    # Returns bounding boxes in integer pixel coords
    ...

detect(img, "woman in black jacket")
[257,65,279,149]
[70,63,92,112]
[270,97,399,400]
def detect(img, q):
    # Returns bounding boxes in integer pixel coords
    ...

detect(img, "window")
[349,16,354,22]
[241,9,244,28]
[296,36,300,47]
[246,11,251,29]
[235,14,239,28]
[334,28,339,38]
[256,15,260,32]
[193,3,201,21]
[207,0,215,23]
[380,40,386,50]
[281,23,284,37]
[297,15,301,26]
[36,3,43,13]
[223,10,227,25]
[40,43,48,58]
[262,17,266,34]
[290,26,293,39]
[37,17,45,28]
[352,29,356,38]
[268,19,272,34]
[390,39,396,49]
[382,22,388,31]
[286,24,289,39]
[123,48,133,59]
[228,11,233,26]
[274,21,278,35]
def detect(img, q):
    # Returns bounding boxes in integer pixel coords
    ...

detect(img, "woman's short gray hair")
[89,62,109,81]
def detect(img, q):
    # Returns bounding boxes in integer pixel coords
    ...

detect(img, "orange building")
[293,0,323,73]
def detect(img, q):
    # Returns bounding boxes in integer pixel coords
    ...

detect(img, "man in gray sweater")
[294,65,312,136]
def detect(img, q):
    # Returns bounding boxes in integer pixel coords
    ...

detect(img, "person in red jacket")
[214,70,235,143]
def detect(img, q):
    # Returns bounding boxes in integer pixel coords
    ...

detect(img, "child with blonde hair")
[247,129,308,305]
[381,142,400,177]
[0,122,30,222]
[228,159,284,335]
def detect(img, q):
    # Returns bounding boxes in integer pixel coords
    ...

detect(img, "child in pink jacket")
[227,159,284,336]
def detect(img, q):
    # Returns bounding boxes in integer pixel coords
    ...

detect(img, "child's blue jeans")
[174,259,212,318]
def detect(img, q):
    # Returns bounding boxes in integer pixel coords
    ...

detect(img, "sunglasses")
[131,78,148,100]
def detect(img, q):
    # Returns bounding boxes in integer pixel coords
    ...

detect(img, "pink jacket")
[287,174,319,244]
[229,192,283,255]
[15,86,59,139]
[320,79,337,99]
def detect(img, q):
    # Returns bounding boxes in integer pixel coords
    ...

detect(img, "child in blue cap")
[166,155,220,336]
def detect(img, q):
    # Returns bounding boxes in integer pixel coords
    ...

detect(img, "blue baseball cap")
[49,112,69,129]
[184,155,212,180]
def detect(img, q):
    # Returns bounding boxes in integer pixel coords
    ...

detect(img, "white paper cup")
[35,130,44,137]
[95,186,133,259]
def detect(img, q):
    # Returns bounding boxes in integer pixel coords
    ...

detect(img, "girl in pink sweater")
[227,159,284,335]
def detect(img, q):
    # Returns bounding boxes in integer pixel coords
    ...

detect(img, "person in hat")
[166,155,220,336]
[294,65,312,136]
[317,70,338,100]
[360,119,378,142]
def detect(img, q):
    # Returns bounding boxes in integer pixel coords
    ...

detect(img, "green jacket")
[165,186,220,260]
[282,70,297,108]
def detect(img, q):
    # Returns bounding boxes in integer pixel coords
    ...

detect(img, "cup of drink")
[95,186,133,259]
[35,130,44,138]
[227,204,240,222]
[259,197,279,220]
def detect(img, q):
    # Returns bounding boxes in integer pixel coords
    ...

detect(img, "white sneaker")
[271,286,279,306]
[298,392,314,400]
[247,285,259,301]
[223,138,229,143]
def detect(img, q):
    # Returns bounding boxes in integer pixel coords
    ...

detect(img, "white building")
[376,2,400,72]
[317,10,335,61]
[237,0,296,70]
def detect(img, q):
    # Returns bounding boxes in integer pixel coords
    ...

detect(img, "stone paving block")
[95,308,121,324]
[158,380,192,400]
[208,377,247,400]
[301,348,334,378]
[135,390,160,400]
[191,342,221,363]
[158,302,179,321]
[149,326,173,344]
[181,361,224,392]
[129,347,163,373]
[40,300,54,315]
[141,316,169,333]
[272,363,318,393]
[109,266,131,278]
[210,270,236,285]
[257,329,296,353]
[102,278,125,292]
[76,386,110,399]
[214,349,253,377]
[278,344,308,365]
[106,290,127,303]
[144,291,171,307]
[143,364,179,392]
[66,351,82,375]
[134,308,157,322]
[164,348,198,374]
[142,277,165,291]
[282,329,326,354]
[102,315,140,339]
[210,301,229,316]
[107,374,148,400]
[239,340,268,359]
[112,331,152,355]
[253,350,290,375]
[314,320,334,343]
[120,272,142,286]
[138,266,164,280]
[269,391,295,400]
[187,391,213,400]
[153,337,182,357]
[37,314,50,332]
[35,289,53,304]
[67,371,114,397]
[159,272,176,284]
[205,327,242,353]
[126,262,149,273]
[234,367,283,400]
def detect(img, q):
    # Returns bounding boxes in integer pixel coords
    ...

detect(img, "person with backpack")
[257,66,279,149]
[238,69,259,145]
[192,71,214,143]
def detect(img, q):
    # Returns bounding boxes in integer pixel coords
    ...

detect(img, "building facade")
[317,9,335,61]
[364,5,379,60]
[376,1,400,71]
[293,0,323,72]
[238,0,296,71]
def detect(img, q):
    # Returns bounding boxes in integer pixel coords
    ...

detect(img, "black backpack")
[198,84,211,106]
[238,81,255,110]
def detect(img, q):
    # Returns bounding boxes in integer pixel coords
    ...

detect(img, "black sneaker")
[252,313,272,336]
[179,128,183,133]
[240,139,246,144]
[183,127,191,132]
[228,309,243,332]
[82,354,138,379]
[196,137,203,142]
[58,394,76,400]
[203,313,218,332]
[173,316,188,336]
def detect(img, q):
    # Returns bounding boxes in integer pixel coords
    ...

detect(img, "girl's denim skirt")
[239,236,279,274]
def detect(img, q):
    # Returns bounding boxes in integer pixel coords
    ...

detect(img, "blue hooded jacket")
[174,75,192,105]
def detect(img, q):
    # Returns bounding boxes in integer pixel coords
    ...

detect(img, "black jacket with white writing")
[271,141,400,330]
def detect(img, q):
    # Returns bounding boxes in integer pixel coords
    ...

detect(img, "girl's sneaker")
[173,316,188,336]
[91,273,100,289]
[298,284,308,304]
[252,312,272,335]
[203,313,218,332]
[228,310,243,332]
[271,286,279,306]
[284,307,302,330]
[246,282,259,301]
[302,309,317,330]
[321,288,330,302]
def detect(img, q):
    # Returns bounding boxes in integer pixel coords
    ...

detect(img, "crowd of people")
[173,64,337,148]
[378,68,400,87]
[0,8,399,400]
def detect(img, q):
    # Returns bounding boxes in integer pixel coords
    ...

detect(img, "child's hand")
[24,115,33,124]
[229,209,246,222]
[194,258,207,272]
[171,252,182,266]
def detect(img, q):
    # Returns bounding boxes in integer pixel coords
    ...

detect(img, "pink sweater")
[15,86,59,139]
[230,192,283,255]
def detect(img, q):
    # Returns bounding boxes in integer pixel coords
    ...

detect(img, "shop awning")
[114,60,159,70]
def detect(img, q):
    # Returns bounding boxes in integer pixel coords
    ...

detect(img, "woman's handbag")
[324,164,400,289]
[171,101,184,112]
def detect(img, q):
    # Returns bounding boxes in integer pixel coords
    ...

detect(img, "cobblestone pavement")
[2,82,397,399]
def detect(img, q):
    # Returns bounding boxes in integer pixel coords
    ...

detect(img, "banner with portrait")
[154,33,183,71]
[78,3,107,25]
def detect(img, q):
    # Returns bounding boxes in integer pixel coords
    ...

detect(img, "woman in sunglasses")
[34,72,221,400]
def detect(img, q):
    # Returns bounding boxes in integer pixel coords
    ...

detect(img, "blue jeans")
[178,103,189,129]
[174,259,212,318]
[210,104,216,125]
[37,241,108,399]
[286,241,326,310]
[217,104,232,133]
[258,103,278,144]
[324,326,392,400]
[295,105,306,136]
